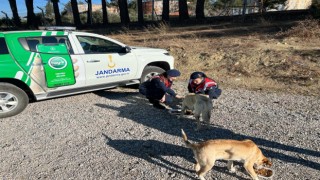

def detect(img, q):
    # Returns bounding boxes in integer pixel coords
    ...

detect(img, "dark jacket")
[141,75,176,100]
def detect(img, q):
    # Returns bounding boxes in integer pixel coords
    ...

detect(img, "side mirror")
[126,46,131,53]
[122,46,131,53]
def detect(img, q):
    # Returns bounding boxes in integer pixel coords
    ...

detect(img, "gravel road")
[1,81,319,180]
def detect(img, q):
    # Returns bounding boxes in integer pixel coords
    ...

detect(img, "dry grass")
[276,19,320,39]
[109,19,320,96]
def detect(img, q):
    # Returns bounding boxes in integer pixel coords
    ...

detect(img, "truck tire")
[0,83,29,118]
[140,66,165,83]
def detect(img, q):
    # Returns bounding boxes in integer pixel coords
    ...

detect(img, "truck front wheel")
[140,66,165,83]
[0,83,29,118]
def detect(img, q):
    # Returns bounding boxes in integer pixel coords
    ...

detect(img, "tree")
[118,0,130,24]
[137,0,143,23]
[196,0,205,19]
[101,0,109,25]
[42,1,55,25]
[70,0,82,27]
[179,0,189,20]
[126,1,138,22]
[162,0,170,21]
[85,0,92,25]
[109,0,118,6]
[51,0,62,25]
[24,0,37,28]
[8,0,21,27]
[63,1,73,12]
[45,1,54,18]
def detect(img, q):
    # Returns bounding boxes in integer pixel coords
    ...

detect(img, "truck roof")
[0,30,69,36]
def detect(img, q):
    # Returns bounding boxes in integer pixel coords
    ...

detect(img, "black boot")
[152,101,166,109]
[148,98,156,104]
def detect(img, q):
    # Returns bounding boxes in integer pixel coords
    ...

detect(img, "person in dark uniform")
[188,71,221,100]
[139,69,183,109]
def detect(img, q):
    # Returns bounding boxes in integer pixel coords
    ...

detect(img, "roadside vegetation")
[109,18,320,96]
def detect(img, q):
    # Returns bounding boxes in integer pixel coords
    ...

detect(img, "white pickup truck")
[0,27,174,118]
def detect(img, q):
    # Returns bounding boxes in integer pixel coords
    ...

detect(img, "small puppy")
[181,129,272,180]
[180,93,213,130]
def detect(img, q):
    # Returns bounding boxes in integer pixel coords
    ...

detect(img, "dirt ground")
[104,18,320,96]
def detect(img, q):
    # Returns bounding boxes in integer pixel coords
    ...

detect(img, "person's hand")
[159,95,166,103]
[175,95,183,99]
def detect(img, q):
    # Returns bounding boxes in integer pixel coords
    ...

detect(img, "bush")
[61,14,73,25]
[92,11,103,24]
[277,19,320,39]
[108,14,121,23]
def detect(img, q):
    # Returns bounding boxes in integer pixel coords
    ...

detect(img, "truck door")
[4,33,83,94]
[73,35,138,86]
[37,43,76,88]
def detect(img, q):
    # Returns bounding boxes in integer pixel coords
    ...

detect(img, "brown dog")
[180,93,213,130]
[181,129,272,180]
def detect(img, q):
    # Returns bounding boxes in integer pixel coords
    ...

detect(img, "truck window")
[42,36,58,44]
[19,36,74,54]
[0,38,9,54]
[27,39,40,51]
[77,36,123,54]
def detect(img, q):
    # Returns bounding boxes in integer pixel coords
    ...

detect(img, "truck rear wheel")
[0,83,29,118]
[140,66,165,83]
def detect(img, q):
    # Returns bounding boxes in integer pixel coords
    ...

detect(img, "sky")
[0,0,103,18]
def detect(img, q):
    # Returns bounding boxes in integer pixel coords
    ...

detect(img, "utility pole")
[37,6,45,18]
[242,0,247,16]
[37,6,48,26]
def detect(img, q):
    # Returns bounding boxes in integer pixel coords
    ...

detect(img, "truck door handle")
[86,60,100,63]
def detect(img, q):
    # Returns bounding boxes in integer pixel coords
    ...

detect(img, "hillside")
[106,18,320,96]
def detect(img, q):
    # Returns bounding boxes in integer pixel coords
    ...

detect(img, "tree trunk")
[258,0,266,13]
[137,0,144,23]
[70,0,81,27]
[118,0,130,24]
[86,0,92,25]
[51,0,62,26]
[162,0,169,21]
[179,0,189,20]
[196,0,205,19]
[8,0,21,27]
[101,0,109,25]
[24,0,37,28]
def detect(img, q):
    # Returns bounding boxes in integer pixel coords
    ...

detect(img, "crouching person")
[139,69,183,109]
[188,71,222,100]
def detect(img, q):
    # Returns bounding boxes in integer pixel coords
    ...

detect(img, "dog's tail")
[181,129,196,149]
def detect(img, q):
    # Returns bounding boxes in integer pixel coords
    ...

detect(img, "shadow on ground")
[94,89,320,178]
